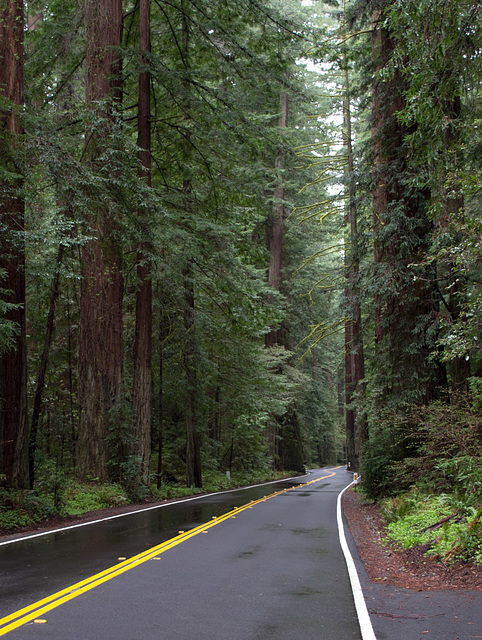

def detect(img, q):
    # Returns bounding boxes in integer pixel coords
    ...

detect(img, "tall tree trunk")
[264,91,289,467]
[343,39,366,470]
[29,244,64,487]
[66,296,77,468]
[156,304,164,490]
[264,90,304,473]
[443,96,470,393]
[181,5,202,488]
[265,91,288,349]
[183,261,202,488]
[0,0,29,489]
[344,318,356,468]
[132,0,153,488]
[78,0,124,481]
[371,7,443,406]
[371,8,400,349]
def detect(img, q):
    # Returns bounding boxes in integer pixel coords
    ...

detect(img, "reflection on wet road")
[0,476,309,616]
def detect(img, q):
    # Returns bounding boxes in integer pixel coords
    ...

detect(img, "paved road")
[0,468,361,639]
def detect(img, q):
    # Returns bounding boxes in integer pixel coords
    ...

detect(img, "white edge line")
[0,472,311,547]
[337,482,377,640]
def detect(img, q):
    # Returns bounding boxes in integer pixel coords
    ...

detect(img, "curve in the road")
[338,481,377,640]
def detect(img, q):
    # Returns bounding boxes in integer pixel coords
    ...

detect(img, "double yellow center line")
[0,470,337,636]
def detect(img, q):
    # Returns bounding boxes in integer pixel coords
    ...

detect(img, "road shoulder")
[342,487,482,640]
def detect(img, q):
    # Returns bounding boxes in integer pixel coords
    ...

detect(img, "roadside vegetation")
[360,383,482,566]
[0,469,294,535]
[381,490,482,567]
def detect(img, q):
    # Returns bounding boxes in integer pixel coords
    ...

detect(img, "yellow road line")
[0,471,336,636]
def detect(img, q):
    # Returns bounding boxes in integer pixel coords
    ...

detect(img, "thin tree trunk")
[78,0,124,481]
[343,27,366,469]
[66,295,76,468]
[29,243,64,487]
[0,0,29,489]
[157,308,164,489]
[344,317,356,468]
[180,4,202,488]
[265,91,288,348]
[132,0,153,488]
[443,97,470,392]
[183,261,202,488]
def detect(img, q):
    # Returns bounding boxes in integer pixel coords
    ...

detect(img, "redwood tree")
[344,69,366,470]
[370,5,444,407]
[264,89,305,473]
[77,0,124,481]
[0,0,29,489]
[181,2,202,488]
[132,0,153,489]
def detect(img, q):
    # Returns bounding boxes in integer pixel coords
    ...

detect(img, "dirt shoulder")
[342,487,482,591]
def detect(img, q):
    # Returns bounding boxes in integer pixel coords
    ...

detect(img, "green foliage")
[0,268,20,354]
[151,469,295,501]
[366,386,482,566]
[383,493,452,548]
[62,481,129,517]
[449,514,482,566]
[379,487,421,524]
[360,417,409,499]
[381,491,482,566]
[361,386,482,499]
[436,456,482,510]
[0,487,57,532]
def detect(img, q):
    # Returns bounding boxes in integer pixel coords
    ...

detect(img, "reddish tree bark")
[371,8,445,405]
[263,91,304,473]
[132,0,153,488]
[0,0,29,489]
[77,0,124,481]
[264,92,289,466]
[156,305,164,489]
[344,58,366,470]
[180,6,202,488]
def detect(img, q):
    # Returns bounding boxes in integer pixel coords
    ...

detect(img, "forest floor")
[343,487,482,591]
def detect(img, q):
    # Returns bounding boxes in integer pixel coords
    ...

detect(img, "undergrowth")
[151,469,291,501]
[380,488,482,566]
[0,469,296,534]
[361,386,482,566]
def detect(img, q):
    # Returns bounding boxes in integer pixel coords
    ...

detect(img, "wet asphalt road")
[0,467,361,639]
